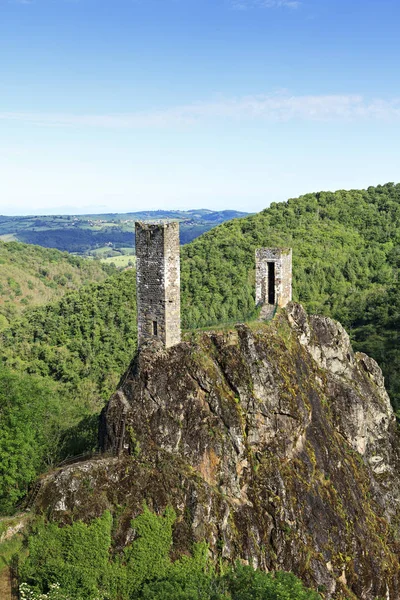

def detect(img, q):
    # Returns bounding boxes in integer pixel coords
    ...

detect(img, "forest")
[1,183,400,598]
[1,183,400,514]
[0,270,137,513]
[0,240,114,325]
[181,183,400,410]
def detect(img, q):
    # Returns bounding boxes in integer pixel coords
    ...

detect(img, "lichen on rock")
[36,303,400,599]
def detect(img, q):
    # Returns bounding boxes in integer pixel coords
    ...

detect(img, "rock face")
[37,304,400,599]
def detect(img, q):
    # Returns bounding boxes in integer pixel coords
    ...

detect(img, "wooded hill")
[0,270,137,513]
[1,182,400,512]
[0,241,113,326]
[181,182,400,411]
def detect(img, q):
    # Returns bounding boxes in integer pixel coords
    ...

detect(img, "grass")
[118,247,136,254]
[89,246,135,258]
[89,246,118,257]
[0,513,30,595]
[0,235,17,242]
[101,255,136,268]
[0,534,25,569]
[0,533,26,600]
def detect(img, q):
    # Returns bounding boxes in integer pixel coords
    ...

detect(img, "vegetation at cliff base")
[19,507,319,600]
[0,367,61,513]
[0,269,137,509]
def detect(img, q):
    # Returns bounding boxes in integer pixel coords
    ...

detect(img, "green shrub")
[19,508,320,600]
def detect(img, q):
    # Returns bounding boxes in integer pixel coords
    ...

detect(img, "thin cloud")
[231,0,301,10]
[1,94,400,129]
[8,0,301,6]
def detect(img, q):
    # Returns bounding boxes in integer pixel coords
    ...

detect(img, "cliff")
[35,304,400,599]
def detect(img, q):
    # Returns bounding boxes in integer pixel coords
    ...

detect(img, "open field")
[101,254,136,268]
[0,234,17,242]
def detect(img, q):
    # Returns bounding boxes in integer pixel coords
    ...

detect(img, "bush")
[19,508,320,600]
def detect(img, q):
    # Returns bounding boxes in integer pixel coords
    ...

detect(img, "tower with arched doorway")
[255,248,292,309]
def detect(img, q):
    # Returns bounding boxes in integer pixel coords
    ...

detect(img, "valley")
[0,209,248,257]
[1,184,400,599]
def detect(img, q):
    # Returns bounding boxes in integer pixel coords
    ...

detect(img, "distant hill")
[0,209,248,255]
[0,241,113,326]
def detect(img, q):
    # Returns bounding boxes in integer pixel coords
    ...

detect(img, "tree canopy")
[180,183,400,411]
[1,183,400,512]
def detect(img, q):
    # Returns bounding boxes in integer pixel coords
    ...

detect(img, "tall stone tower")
[135,221,181,348]
[255,248,292,308]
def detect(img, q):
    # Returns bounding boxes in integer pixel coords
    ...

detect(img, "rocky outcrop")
[36,304,400,599]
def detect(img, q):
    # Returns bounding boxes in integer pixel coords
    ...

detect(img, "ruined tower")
[255,248,292,309]
[135,221,181,348]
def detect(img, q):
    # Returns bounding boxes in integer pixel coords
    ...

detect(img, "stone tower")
[135,221,181,348]
[255,248,292,308]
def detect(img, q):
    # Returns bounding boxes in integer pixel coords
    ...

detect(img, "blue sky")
[1,0,400,215]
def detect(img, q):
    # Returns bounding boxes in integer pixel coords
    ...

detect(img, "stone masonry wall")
[135,221,181,348]
[255,248,292,308]
[163,223,181,348]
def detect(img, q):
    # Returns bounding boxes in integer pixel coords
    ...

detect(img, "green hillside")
[0,241,113,326]
[0,270,137,512]
[181,182,400,410]
[1,183,400,511]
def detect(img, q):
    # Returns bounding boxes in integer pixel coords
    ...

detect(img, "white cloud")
[1,94,400,129]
